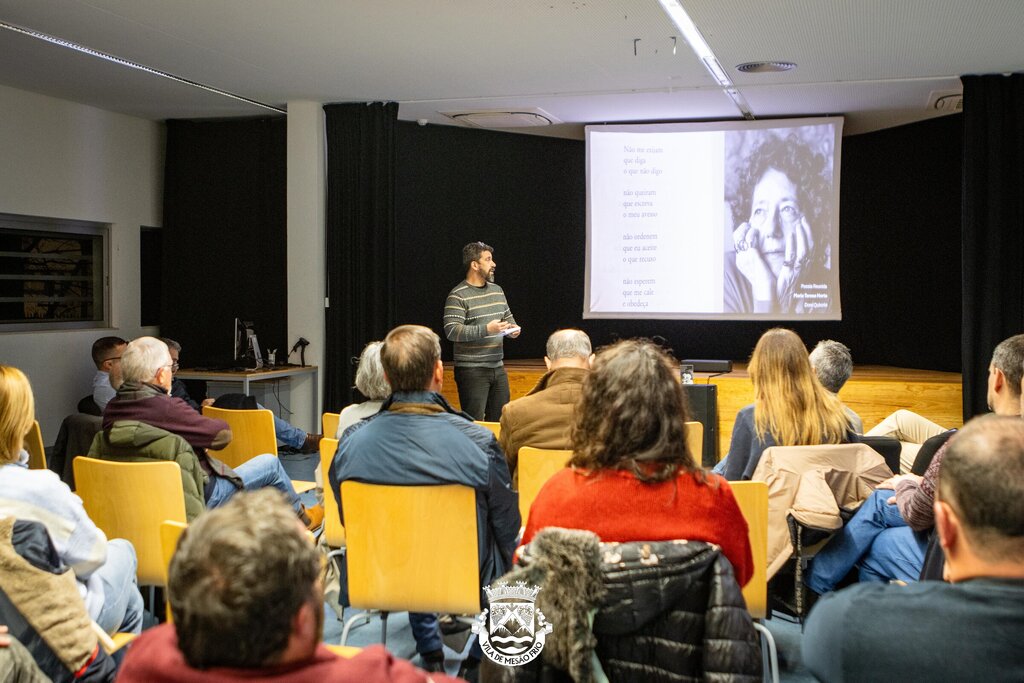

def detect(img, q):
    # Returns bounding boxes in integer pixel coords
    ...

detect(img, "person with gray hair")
[335,341,389,439]
[499,329,594,481]
[803,415,1024,681]
[161,338,321,454]
[94,337,323,529]
[809,339,863,433]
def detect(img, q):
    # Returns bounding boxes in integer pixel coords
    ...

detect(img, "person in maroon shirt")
[101,336,322,529]
[118,489,461,683]
[521,338,753,586]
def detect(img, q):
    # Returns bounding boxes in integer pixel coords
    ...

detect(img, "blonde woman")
[0,365,144,635]
[720,328,853,480]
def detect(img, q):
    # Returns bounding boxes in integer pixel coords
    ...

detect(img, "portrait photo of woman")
[723,126,837,315]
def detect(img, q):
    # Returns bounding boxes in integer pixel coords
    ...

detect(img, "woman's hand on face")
[733,222,776,302]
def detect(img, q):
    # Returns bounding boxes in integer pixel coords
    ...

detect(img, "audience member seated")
[90,337,323,529]
[717,328,854,481]
[334,340,389,439]
[162,338,321,454]
[90,336,127,412]
[117,489,460,682]
[498,329,592,483]
[330,324,519,679]
[806,333,1024,594]
[802,415,1024,681]
[809,338,863,433]
[0,365,144,636]
[521,338,753,587]
[866,409,950,474]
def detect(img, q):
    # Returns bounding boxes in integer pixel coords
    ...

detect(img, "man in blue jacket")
[331,324,520,680]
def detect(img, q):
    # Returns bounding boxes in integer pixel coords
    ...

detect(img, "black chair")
[911,430,956,476]
[859,435,901,474]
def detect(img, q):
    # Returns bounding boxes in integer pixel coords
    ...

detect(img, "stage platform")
[442,361,963,459]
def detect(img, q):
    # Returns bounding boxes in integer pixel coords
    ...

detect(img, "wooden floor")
[442,360,963,458]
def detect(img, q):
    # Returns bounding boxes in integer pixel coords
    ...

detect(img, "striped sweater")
[443,280,517,367]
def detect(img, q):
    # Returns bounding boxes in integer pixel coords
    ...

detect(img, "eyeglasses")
[171,361,180,371]
[103,356,121,364]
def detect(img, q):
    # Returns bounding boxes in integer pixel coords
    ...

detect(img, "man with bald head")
[499,329,592,481]
[803,414,1024,680]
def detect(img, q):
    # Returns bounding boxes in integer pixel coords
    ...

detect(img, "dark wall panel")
[161,118,287,366]
[395,115,963,371]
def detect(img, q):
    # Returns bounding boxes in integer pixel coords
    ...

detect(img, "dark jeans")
[454,365,510,421]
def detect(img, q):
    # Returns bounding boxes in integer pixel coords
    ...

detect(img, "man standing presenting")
[444,242,520,421]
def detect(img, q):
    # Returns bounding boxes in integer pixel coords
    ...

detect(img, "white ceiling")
[0,0,1020,138]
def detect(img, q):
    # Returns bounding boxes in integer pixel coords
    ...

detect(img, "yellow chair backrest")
[319,438,345,548]
[324,644,362,658]
[341,481,480,615]
[201,406,277,469]
[517,447,572,525]
[728,480,769,619]
[475,421,501,438]
[73,457,187,586]
[160,520,188,623]
[25,420,46,470]
[685,420,703,463]
[322,412,341,440]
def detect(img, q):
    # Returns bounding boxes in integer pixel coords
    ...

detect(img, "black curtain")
[161,118,287,366]
[961,74,1024,419]
[323,103,399,410]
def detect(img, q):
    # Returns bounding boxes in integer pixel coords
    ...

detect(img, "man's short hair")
[168,489,320,668]
[380,325,441,393]
[545,329,592,361]
[354,341,390,400]
[809,339,854,393]
[938,415,1024,562]
[91,336,127,369]
[120,337,171,385]
[991,333,1024,399]
[160,338,182,353]
[462,241,494,270]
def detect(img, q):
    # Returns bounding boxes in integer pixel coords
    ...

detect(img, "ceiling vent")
[442,108,561,129]
[735,61,797,73]
[928,90,963,113]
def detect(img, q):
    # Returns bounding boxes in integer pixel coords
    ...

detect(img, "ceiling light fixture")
[736,61,797,73]
[0,19,286,114]
[655,0,753,118]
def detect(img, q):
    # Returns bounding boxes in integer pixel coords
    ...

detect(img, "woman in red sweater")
[520,339,753,586]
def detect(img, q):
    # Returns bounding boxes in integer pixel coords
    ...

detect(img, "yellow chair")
[729,480,778,683]
[319,438,345,549]
[160,520,188,624]
[324,644,362,658]
[322,412,341,440]
[475,420,501,438]
[25,420,46,470]
[73,457,187,587]
[201,406,315,493]
[517,447,572,525]
[685,420,703,463]
[339,482,480,646]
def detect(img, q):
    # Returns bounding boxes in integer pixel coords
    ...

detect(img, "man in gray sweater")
[443,242,521,421]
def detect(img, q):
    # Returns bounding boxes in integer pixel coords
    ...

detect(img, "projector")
[682,359,733,374]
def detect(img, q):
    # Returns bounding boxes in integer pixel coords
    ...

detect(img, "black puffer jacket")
[482,528,762,683]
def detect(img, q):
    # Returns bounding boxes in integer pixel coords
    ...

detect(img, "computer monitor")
[233,318,263,369]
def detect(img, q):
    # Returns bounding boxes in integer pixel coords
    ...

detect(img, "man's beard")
[486,268,495,282]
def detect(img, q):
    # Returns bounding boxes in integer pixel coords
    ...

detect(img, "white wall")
[286,101,326,433]
[0,84,164,443]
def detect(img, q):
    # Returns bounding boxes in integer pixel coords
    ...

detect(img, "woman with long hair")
[720,328,853,481]
[521,339,752,586]
[0,365,144,635]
